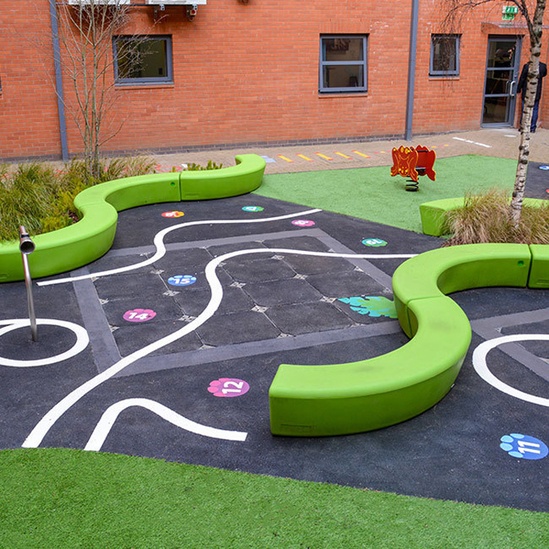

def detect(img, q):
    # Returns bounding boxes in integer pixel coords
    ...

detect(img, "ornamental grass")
[0,157,156,243]
[444,188,549,246]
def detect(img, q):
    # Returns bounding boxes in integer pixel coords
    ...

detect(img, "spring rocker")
[391,145,436,191]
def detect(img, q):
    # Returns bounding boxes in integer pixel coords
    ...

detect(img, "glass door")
[482,37,521,125]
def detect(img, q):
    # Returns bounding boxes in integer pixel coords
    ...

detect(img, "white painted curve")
[0,319,89,367]
[24,247,414,448]
[84,398,247,452]
[37,209,323,286]
[473,334,549,407]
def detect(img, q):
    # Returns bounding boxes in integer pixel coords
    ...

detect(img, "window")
[319,35,367,93]
[430,34,460,77]
[113,36,172,85]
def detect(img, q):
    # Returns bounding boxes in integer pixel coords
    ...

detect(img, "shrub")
[0,163,57,242]
[444,189,549,246]
[0,157,156,243]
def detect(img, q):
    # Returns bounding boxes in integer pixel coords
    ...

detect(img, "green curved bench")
[270,295,471,436]
[0,154,265,283]
[269,242,548,437]
[393,243,531,337]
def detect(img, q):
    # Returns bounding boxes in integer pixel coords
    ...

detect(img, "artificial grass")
[0,449,547,548]
[255,155,517,233]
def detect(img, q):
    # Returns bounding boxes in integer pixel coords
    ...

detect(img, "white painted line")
[452,137,492,148]
[37,209,323,287]
[473,334,549,407]
[0,319,89,367]
[24,244,415,448]
[84,398,247,452]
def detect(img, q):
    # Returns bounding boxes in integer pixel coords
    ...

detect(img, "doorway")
[482,37,521,126]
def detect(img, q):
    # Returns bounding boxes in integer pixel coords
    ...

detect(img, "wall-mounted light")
[186,4,198,20]
[238,0,250,4]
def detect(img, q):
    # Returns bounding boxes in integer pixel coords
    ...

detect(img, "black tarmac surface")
[1,165,548,511]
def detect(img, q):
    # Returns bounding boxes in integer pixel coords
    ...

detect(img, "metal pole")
[49,0,69,161]
[405,0,420,141]
[19,226,38,342]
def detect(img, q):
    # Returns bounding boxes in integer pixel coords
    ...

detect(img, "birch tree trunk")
[511,0,546,225]
[443,1,546,228]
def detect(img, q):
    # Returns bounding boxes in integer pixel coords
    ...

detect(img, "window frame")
[319,34,368,94]
[430,34,460,77]
[113,35,173,86]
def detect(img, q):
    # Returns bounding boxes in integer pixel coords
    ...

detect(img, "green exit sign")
[502,5,519,20]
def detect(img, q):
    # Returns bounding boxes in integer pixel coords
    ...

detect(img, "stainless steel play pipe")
[19,226,38,341]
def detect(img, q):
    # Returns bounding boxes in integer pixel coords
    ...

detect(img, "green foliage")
[0,157,156,243]
[444,188,549,245]
[185,160,223,171]
[0,163,57,242]
[0,163,9,182]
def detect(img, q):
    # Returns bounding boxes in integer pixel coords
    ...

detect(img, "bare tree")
[55,0,134,178]
[443,0,546,225]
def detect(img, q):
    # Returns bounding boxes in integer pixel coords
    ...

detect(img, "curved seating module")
[270,295,470,436]
[0,154,265,283]
[269,243,544,437]
[179,154,266,200]
[392,243,531,337]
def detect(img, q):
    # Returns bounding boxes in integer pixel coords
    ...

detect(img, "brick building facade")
[0,0,547,161]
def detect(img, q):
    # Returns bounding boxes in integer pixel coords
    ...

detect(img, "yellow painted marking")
[352,150,371,158]
[278,155,293,163]
[316,153,333,161]
[297,154,313,161]
[335,152,352,159]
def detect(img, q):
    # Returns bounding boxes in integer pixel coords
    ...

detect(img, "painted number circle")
[362,238,387,247]
[208,378,250,398]
[123,308,157,323]
[242,206,264,212]
[292,219,316,227]
[162,211,185,218]
[500,433,548,460]
[168,275,197,287]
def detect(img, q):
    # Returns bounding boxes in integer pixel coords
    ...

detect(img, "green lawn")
[255,155,517,232]
[1,448,548,548]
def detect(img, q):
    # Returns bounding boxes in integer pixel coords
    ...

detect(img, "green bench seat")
[270,296,470,436]
[269,242,543,437]
[392,243,531,337]
[0,154,265,283]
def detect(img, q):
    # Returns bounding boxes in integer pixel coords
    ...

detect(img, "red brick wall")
[0,1,62,159]
[1,0,548,160]
[102,1,413,152]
